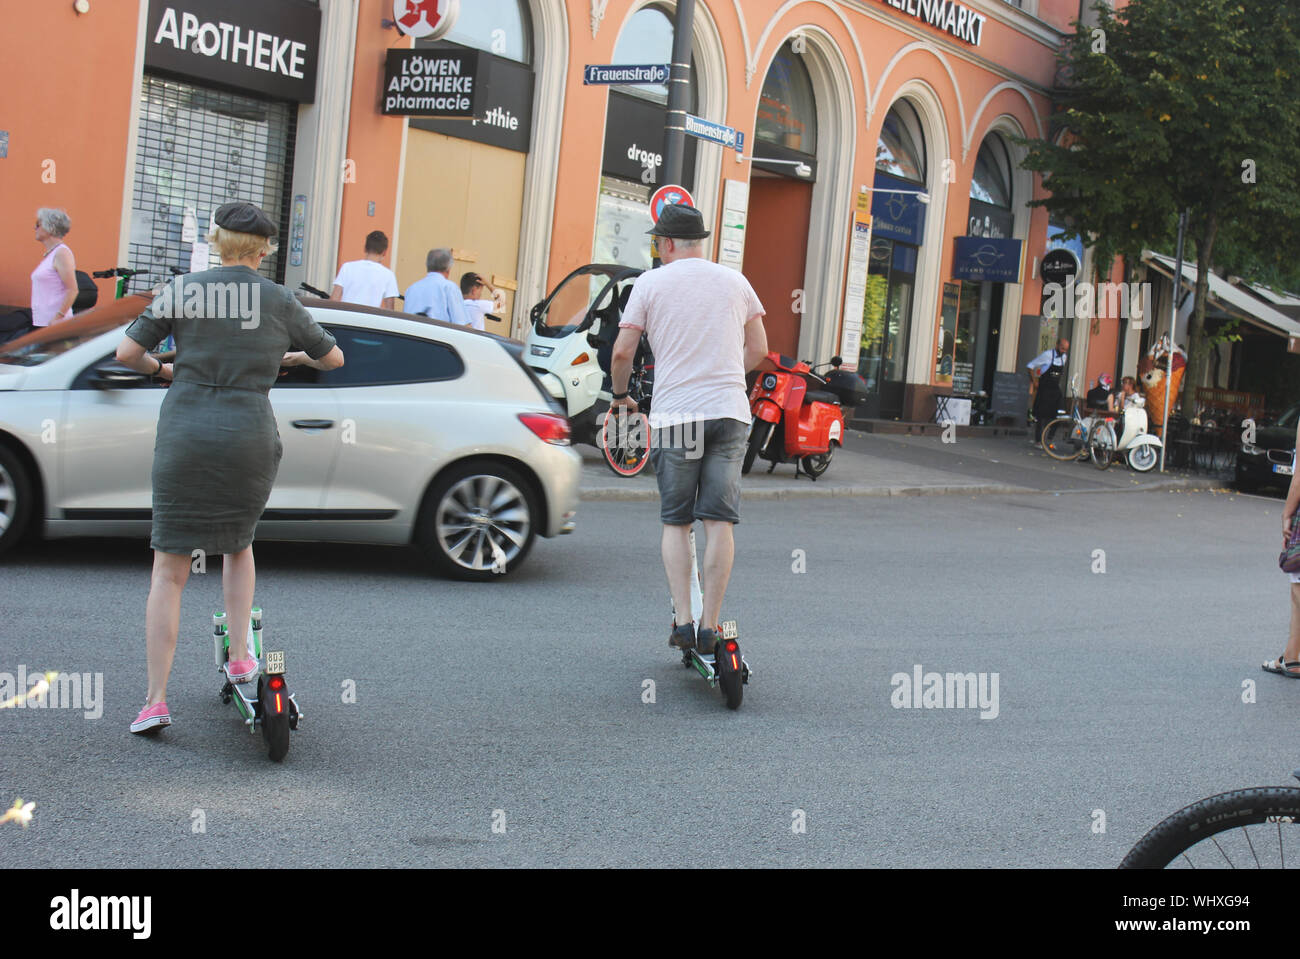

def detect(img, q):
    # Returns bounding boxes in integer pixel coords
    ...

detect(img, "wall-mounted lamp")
[743,157,812,178]
[858,184,931,204]
[73,0,91,13]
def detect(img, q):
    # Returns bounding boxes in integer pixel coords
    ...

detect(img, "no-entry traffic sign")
[650,184,695,223]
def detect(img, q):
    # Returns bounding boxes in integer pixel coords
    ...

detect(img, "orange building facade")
[0,0,1132,422]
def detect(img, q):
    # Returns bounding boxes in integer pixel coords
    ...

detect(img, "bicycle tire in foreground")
[1120,787,1300,868]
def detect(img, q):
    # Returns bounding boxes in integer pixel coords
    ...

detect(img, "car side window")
[71,352,169,390]
[317,326,464,387]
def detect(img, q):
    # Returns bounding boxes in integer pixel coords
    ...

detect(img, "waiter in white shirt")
[1027,337,1069,442]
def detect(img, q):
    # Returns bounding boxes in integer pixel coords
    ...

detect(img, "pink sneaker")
[130,702,171,733]
[224,657,259,684]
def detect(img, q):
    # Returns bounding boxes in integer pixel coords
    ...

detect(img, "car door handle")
[291,419,335,430]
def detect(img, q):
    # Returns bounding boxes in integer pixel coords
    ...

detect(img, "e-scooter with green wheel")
[213,607,302,762]
[675,527,751,709]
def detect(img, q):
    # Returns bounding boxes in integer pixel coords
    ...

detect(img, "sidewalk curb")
[578,476,1213,502]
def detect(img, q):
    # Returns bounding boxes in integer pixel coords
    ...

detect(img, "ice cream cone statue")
[1138,336,1187,437]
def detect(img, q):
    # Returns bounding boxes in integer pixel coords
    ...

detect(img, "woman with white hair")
[32,208,77,327]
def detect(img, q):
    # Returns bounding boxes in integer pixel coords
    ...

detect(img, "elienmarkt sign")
[382,49,481,117]
[145,0,321,102]
[876,0,985,46]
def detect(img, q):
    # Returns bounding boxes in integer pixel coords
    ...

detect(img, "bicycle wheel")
[1041,417,1084,461]
[600,408,651,477]
[1087,420,1114,470]
[1120,787,1300,868]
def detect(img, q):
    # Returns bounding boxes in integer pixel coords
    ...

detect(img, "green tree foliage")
[1018,0,1300,408]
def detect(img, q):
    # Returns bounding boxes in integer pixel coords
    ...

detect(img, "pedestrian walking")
[1028,337,1069,444]
[609,204,767,655]
[460,271,503,332]
[404,248,470,326]
[116,201,344,734]
[31,208,79,327]
[331,231,399,309]
[1267,412,1300,679]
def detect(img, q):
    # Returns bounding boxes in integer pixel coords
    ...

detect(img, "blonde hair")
[206,226,277,261]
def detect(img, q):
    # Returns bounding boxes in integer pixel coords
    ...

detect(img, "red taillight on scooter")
[268,676,285,691]
[725,640,738,653]
[518,412,572,446]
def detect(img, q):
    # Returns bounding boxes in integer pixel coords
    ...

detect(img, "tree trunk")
[1180,209,1219,414]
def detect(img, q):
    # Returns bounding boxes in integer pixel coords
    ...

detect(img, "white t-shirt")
[333,259,399,308]
[619,257,765,429]
[462,298,494,332]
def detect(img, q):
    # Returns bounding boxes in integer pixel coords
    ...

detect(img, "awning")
[1142,250,1300,338]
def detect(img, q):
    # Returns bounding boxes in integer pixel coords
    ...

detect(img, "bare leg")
[699,520,735,630]
[662,524,693,626]
[1287,583,1300,672]
[145,551,192,706]
[223,546,256,661]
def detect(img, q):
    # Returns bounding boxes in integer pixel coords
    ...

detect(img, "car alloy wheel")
[434,473,532,575]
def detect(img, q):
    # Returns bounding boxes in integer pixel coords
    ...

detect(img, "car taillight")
[518,412,571,446]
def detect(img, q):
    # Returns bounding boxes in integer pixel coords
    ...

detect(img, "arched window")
[756,41,817,155]
[970,135,1012,207]
[875,101,926,183]
[612,5,696,105]
[444,0,532,64]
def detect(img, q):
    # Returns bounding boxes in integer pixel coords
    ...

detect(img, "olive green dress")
[124,265,336,556]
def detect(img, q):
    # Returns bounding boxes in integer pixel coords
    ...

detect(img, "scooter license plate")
[1275,464,1294,475]
[265,650,286,675]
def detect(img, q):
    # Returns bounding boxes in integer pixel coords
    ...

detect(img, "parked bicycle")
[1040,400,1095,462]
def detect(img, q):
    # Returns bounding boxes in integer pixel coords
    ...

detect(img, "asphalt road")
[1,487,1295,867]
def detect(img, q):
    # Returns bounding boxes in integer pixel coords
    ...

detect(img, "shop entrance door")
[743,176,812,358]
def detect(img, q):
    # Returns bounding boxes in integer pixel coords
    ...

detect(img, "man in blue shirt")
[404,248,471,326]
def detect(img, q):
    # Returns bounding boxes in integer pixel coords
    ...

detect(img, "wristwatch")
[612,390,629,400]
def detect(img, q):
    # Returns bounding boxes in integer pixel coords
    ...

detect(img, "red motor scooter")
[743,353,855,479]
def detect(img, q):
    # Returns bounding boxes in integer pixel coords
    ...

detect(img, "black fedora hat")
[647,204,711,240]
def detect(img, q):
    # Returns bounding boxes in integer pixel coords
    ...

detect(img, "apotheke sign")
[382,49,480,117]
[145,0,321,103]
[877,0,985,46]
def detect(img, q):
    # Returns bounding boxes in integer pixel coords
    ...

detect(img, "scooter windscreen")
[530,264,642,339]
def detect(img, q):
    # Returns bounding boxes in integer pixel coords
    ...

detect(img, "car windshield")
[0,325,117,367]
[532,268,627,339]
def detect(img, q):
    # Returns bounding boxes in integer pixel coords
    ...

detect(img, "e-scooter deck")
[213,608,301,762]
[675,529,751,709]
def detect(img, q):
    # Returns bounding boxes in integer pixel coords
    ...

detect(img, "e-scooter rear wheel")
[715,636,744,710]
[259,676,291,762]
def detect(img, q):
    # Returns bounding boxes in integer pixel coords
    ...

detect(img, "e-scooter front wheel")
[743,420,773,475]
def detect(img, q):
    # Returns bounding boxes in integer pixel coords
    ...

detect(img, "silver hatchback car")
[0,296,580,580]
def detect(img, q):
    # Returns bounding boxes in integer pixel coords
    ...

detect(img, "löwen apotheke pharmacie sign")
[383,49,481,117]
[877,0,985,46]
[146,0,321,102]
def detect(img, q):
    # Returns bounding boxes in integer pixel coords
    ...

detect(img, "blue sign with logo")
[952,236,1024,283]
[584,63,669,85]
[869,172,927,245]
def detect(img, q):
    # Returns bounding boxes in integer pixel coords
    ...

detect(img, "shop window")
[970,135,1012,208]
[612,5,696,104]
[875,101,926,184]
[444,0,532,64]
[129,75,296,290]
[756,41,817,155]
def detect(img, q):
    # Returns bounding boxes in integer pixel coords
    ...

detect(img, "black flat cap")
[214,201,277,238]
[647,204,711,240]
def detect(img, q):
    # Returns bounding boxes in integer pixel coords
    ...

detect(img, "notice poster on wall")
[718,179,749,271]
[594,188,653,271]
[838,206,873,369]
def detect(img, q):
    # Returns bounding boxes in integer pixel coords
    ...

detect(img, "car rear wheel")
[0,445,33,558]
[417,462,538,581]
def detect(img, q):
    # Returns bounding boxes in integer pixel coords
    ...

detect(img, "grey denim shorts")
[649,417,748,525]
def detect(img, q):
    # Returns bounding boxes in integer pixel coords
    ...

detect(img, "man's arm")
[610,325,641,406]
[330,285,344,300]
[743,313,768,372]
[381,297,397,311]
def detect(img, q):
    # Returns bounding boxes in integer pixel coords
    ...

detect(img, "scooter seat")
[805,390,840,405]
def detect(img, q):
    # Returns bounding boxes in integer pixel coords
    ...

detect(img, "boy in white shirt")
[331,231,399,309]
[459,272,504,332]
